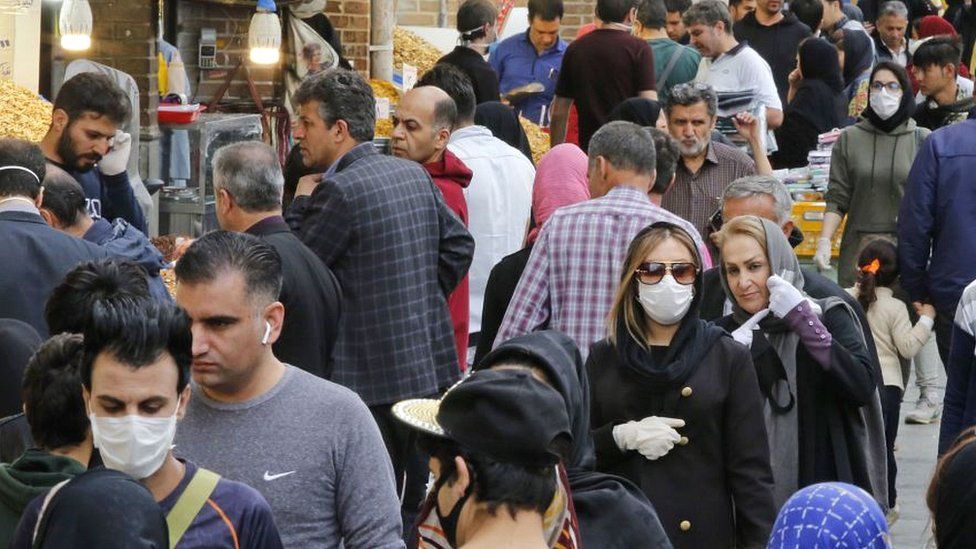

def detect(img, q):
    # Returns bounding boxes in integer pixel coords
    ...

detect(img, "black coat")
[715,305,878,499]
[0,211,106,337]
[438,46,501,105]
[473,245,532,365]
[587,337,776,549]
[247,216,342,379]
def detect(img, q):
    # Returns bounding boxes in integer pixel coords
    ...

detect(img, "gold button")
[678,436,689,446]
[681,386,693,397]
[680,520,691,531]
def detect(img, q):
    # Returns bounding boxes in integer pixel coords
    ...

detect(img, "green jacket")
[826,117,930,286]
[0,449,86,547]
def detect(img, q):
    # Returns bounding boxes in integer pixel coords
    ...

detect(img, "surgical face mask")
[89,398,180,480]
[637,274,695,325]
[869,87,902,120]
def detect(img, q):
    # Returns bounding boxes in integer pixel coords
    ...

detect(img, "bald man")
[392,86,472,370]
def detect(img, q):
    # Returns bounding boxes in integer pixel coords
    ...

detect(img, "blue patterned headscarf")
[768,482,891,549]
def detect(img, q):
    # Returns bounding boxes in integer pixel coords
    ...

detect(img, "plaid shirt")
[287,144,474,405]
[494,186,712,358]
[662,141,756,237]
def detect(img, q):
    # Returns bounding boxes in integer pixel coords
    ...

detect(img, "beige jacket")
[846,286,933,390]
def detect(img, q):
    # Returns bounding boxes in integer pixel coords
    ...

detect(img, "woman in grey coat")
[814,61,930,287]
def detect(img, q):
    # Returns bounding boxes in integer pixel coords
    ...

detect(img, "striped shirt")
[494,185,711,358]
[662,141,757,237]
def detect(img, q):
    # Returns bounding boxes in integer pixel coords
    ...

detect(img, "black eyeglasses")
[634,262,698,285]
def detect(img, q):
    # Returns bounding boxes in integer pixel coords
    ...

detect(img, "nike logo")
[263,470,297,481]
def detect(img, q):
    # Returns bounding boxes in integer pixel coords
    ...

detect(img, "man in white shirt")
[684,0,783,130]
[417,64,535,357]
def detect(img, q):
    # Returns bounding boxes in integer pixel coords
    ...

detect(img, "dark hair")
[790,0,824,32]
[293,69,375,142]
[854,239,897,312]
[682,0,733,33]
[457,0,497,37]
[597,0,638,24]
[664,0,691,13]
[913,35,962,70]
[637,0,668,28]
[41,167,87,227]
[927,426,976,549]
[45,259,153,335]
[432,94,459,131]
[528,0,564,21]
[174,231,283,304]
[588,121,657,175]
[649,128,680,195]
[81,301,192,394]
[54,72,131,125]
[417,64,478,123]
[0,138,45,199]
[419,434,557,517]
[22,333,89,451]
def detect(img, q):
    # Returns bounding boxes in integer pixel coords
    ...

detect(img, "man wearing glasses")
[494,123,710,359]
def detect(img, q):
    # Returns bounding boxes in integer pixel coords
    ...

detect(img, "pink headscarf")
[526,144,591,245]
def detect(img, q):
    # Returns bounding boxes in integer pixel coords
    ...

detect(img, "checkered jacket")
[287,145,474,405]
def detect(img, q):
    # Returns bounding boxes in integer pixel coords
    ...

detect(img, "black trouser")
[370,401,431,540]
[935,310,954,367]
[880,385,903,509]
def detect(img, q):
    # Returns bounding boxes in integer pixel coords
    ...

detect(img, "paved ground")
[888,369,944,548]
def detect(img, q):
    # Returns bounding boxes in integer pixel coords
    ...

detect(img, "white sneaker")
[886,503,900,527]
[905,397,942,425]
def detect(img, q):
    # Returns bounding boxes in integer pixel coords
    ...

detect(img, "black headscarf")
[933,438,976,549]
[608,98,662,127]
[615,222,727,387]
[790,38,847,132]
[862,61,917,133]
[474,101,535,164]
[0,319,41,417]
[31,469,168,548]
[477,331,673,549]
[840,29,874,88]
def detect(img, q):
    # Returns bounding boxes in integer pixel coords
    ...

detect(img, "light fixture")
[59,0,92,51]
[248,0,281,65]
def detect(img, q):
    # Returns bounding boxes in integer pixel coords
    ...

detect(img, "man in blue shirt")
[489,0,568,125]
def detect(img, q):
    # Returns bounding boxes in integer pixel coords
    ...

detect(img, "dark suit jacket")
[0,210,106,337]
[247,216,342,379]
[287,144,475,405]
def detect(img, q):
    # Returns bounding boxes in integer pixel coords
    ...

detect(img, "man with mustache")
[39,73,146,233]
[733,0,812,104]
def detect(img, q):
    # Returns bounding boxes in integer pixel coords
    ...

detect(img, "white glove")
[731,308,770,347]
[767,274,807,319]
[813,237,832,272]
[613,416,685,460]
[98,130,131,176]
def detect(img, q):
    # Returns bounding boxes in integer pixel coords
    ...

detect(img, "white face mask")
[637,274,695,326]
[869,87,902,120]
[89,397,180,480]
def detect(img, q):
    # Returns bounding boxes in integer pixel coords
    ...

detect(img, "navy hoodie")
[83,217,171,302]
[48,160,147,234]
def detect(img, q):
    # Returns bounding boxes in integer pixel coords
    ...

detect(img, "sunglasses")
[634,262,698,285]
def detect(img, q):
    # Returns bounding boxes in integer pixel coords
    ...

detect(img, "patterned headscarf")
[768,482,891,548]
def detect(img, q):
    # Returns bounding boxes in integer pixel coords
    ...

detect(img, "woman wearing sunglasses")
[586,222,776,549]
[714,215,883,512]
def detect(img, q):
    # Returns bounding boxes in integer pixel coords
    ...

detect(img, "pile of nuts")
[393,28,442,75]
[520,118,551,165]
[0,79,52,142]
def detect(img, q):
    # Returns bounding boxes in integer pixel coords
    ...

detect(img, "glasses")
[634,262,698,285]
[869,81,902,93]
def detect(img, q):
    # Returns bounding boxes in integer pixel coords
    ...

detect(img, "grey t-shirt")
[175,365,404,549]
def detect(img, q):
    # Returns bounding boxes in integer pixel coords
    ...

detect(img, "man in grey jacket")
[174,231,404,548]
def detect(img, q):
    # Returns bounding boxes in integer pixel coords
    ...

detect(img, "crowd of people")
[3,0,976,546]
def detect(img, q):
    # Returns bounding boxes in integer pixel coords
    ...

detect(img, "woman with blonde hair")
[714,215,884,511]
[586,221,775,548]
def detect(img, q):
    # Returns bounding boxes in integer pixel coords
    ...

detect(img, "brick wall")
[395,0,596,40]
[326,0,371,73]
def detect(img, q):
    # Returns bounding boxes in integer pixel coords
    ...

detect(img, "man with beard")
[661,82,770,238]
[39,73,146,233]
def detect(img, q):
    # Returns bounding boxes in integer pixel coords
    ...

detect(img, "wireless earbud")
[261,321,272,346]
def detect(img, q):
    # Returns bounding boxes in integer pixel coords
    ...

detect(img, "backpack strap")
[166,467,221,549]
[656,46,688,94]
